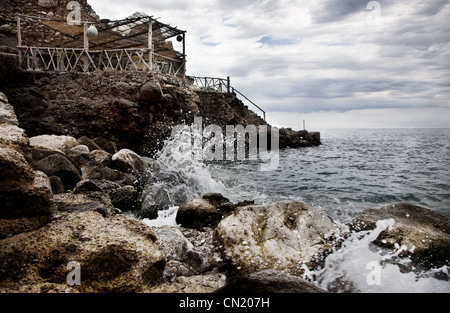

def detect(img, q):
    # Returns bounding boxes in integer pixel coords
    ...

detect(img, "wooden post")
[16,15,22,47]
[17,15,22,68]
[227,76,230,93]
[182,33,186,79]
[83,23,89,72]
[83,23,89,50]
[148,19,153,71]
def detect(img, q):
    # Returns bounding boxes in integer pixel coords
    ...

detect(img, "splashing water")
[305,219,450,293]
[139,124,227,219]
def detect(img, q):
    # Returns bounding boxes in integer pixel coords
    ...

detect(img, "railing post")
[227,76,230,93]
[16,15,22,47]
[17,15,22,68]
[83,23,89,72]
[148,19,153,71]
[182,33,186,79]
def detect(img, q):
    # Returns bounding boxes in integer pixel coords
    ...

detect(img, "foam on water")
[305,219,450,293]
[142,206,179,227]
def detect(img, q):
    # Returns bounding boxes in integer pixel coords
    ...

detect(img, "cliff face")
[2,70,201,156]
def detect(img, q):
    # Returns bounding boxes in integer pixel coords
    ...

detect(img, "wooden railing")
[18,47,185,77]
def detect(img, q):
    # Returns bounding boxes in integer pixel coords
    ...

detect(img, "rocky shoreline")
[1,91,449,293]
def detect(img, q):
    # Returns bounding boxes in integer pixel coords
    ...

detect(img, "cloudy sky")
[88,0,450,129]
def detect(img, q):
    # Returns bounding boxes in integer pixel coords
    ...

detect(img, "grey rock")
[140,80,163,103]
[77,136,101,152]
[351,202,450,267]
[216,270,327,293]
[34,153,82,190]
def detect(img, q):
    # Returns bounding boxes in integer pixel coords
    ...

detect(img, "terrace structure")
[16,11,187,77]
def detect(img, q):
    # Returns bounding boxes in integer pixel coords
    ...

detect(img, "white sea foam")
[142,206,179,227]
[305,219,450,293]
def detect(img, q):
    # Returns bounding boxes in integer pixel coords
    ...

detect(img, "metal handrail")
[188,75,266,121]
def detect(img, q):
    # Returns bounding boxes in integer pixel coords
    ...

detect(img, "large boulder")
[215,201,346,276]
[0,170,54,238]
[0,147,35,192]
[0,93,54,238]
[0,211,165,293]
[175,193,236,231]
[0,124,32,162]
[140,80,163,103]
[176,198,224,231]
[67,145,91,167]
[34,154,82,190]
[81,161,137,186]
[351,202,450,268]
[216,270,327,293]
[0,99,19,126]
[111,149,147,178]
[29,135,78,154]
[76,136,101,152]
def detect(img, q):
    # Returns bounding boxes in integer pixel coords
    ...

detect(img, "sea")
[142,128,450,293]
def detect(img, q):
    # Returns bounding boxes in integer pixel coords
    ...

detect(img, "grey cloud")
[311,0,368,23]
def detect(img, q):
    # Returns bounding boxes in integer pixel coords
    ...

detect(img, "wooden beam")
[83,23,89,50]
[16,15,22,47]
[149,19,153,71]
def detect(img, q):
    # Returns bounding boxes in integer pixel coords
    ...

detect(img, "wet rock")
[34,153,81,190]
[351,202,450,268]
[215,201,346,276]
[109,186,138,211]
[111,149,147,178]
[153,226,194,262]
[176,198,223,231]
[81,161,137,187]
[216,270,327,293]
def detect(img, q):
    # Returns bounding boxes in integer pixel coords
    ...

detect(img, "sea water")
[143,128,450,293]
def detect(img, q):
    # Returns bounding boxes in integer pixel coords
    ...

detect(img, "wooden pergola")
[16,13,187,77]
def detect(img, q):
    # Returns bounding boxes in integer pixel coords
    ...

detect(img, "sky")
[88,0,450,129]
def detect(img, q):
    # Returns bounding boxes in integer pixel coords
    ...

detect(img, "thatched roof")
[18,12,185,58]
